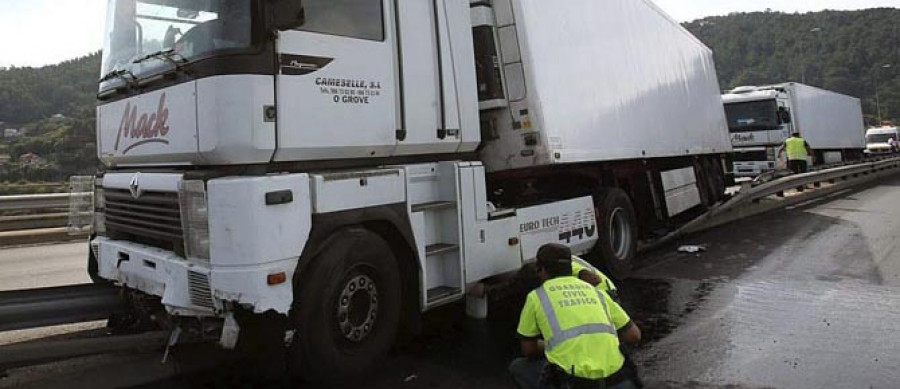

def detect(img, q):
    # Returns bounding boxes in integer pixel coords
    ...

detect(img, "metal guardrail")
[750,154,897,185]
[744,158,900,202]
[0,283,124,332]
[0,213,69,232]
[0,192,90,246]
[0,193,80,211]
[642,157,900,252]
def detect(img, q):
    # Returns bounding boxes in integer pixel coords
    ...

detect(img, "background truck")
[79,0,731,381]
[865,125,900,154]
[723,83,865,177]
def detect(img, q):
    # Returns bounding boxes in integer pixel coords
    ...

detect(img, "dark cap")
[536,243,572,267]
[792,132,801,137]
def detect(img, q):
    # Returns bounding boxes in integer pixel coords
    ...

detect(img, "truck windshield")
[724,100,778,132]
[101,0,252,88]
[867,134,895,143]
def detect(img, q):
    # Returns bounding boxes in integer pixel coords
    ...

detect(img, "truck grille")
[104,189,184,255]
[188,270,215,309]
[733,150,769,162]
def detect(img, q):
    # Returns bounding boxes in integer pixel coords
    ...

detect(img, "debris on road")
[677,245,708,254]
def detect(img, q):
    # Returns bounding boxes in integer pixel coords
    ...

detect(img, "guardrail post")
[777,190,785,198]
[813,182,821,188]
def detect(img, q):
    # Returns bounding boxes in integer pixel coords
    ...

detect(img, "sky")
[0,0,898,68]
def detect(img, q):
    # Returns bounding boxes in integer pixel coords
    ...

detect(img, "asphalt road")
[0,242,90,291]
[4,176,900,388]
[632,176,900,389]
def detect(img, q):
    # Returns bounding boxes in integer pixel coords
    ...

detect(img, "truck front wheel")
[593,188,638,279]
[289,228,402,384]
[86,236,108,284]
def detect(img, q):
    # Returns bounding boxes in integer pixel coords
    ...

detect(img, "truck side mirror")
[778,109,792,125]
[269,0,305,31]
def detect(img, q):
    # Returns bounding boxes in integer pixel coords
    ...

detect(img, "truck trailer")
[79,0,731,381]
[723,82,865,177]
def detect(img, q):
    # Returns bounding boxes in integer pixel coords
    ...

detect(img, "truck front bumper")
[733,162,773,177]
[95,237,299,317]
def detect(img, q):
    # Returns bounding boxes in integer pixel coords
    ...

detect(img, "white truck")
[723,83,865,177]
[865,125,900,154]
[80,0,730,381]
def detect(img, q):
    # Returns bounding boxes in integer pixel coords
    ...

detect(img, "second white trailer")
[791,83,866,153]
[724,83,865,176]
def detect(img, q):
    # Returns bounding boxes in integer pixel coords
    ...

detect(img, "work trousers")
[788,159,808,174]
[509,357,636,389]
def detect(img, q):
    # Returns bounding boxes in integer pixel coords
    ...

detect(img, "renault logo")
[129,173,143,199]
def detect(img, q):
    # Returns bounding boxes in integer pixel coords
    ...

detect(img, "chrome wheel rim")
[609,207,631,260]
[336,274,378,343]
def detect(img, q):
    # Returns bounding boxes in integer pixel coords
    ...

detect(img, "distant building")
[51,114,67,120]
[19,153,44,166]
[3,128,20,139]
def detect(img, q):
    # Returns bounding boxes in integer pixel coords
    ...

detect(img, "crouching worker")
[571,255,619,302]
[509,244,641,389]
[517,255,618,301]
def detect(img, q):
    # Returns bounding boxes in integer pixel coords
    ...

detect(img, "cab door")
[274,0,398,162]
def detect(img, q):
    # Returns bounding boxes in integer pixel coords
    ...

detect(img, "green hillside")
[685,8,900,124]
[0,52,100,124]
[0,53,100,187]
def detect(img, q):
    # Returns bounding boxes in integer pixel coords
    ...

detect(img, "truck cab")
[722,86,794,177]
[88,0,604,381]
[865,126,900,155]
[97,0,479,167]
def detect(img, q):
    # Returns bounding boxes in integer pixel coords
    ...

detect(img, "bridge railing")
[0,192,90,246]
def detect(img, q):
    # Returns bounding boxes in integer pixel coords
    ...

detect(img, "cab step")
[427,286,462,304]
[411,201,456,213]
[425,243,459,257]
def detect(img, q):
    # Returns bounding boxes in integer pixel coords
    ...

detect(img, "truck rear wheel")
[593,188,638,279]
[289,228,402,384]
[704,157,726,205]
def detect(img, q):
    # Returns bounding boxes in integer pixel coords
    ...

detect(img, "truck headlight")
[179,180,210,261]
[94,182,106,235]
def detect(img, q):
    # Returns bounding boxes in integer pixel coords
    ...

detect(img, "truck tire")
[289,228,402,384]
[87,246,102,284]
[704,157,726,204]
[593,188,638,279]
[694,160,714,207]
[86,236,108,284]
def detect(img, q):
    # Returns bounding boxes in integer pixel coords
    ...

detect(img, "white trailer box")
[479,0,731,172]
[789,83,865,150]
